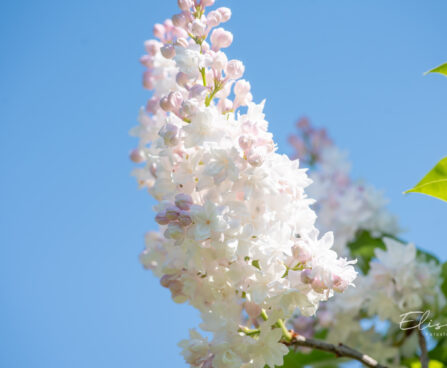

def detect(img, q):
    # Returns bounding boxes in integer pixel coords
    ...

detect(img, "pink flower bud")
[165,205,180,221]
[239,136,253,150]
[173,26,188,39]
[175,193,193,210]
[300,269,313,284]
[130,148,145,163]
[191,19,207,37]
[149,163,157,178]
[178,211,192,226]
[234,79,251,97]
[212,51,228,72]
[159,123,179,146]
[202,356,214,368]
[164,222,184,240]
[243,301,261,319]
[180,100,198,117]
[210,28,233,50]
[200,41,210,53]
[188,84,208,99]
[201,0,215,7]
[178,0,194,11]
[146,97,159,114]
[153,23,165,39]
[311,279,327,293]
[167,91,183,110]
[219,98,233,113]
[247,151,263,167]
[225,60,245,80]
[155,210,170,225]
[139,55,152,67]
[164,19,174,30]
[217,7,231,22]
[207,11,222,28]
[175,37,189,48]
[172,13,187,28]
[161,44,176,59]
[332,275,349,293]
[176,72,190,87]
[143,71,154,89]
[292,244,311,264]
[160,274,173,288]
[144,40,160,56]
[159,96,171,111]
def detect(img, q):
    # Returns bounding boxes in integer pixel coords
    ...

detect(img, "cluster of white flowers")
[323,238,445,364]
[289,118,400,255]
[288,120,445,365]
[131,2,357,367]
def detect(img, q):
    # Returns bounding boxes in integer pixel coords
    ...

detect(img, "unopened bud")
[144,40,161,56]
[239,136,253,150]
[155,210,170,225]
[207,11,222,28]
[210,28,233,50]
[212,51,228,72]
[311,279,326,293]
[139,55,152,67]
[172,13,187,28]
[159,123,179,146]
[202,0,215,6]
[178,0,194,11]
[146,97,159,114]
[243,301,261,319]
[161,44,176,59]
[143,71,154,89]
[217,7,231,22]
[300,269,313,284]
[167,91,183,110]
[176,72,190,87]
[130,148,145,163]
[175,193,193,210]
[234,79,251,97]
[191,19,206,37]
[178,211,192,226]
[332,275,348,293]
[153,23,165,39]
[225,59,245,80]
[164,222,184,240]
[165,205,180,221]
[247,151,263,167]
[175,37,189,48]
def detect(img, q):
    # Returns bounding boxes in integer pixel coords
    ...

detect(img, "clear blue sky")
[1,0,446,367]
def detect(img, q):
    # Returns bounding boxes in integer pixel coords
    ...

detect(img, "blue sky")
[1,0,446,367]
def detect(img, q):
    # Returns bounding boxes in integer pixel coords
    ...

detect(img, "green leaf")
[416,248,441,264]
[441,262,447,298]
[274,349,343,368]
[429,338,447,363]
[404,157,447,202]
[410,360,445,368]
[424,62,447,77]
[347,231,386,274]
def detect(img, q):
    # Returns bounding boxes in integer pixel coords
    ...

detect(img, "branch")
[284,330,388,368]
[417,329,429,368]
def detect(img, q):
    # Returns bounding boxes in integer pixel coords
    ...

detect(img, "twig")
[417,329,429,368]
[285,330,388,368]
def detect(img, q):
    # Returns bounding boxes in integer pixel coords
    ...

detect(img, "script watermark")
[400,310,447,337]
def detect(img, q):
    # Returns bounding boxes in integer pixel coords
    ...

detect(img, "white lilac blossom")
[288,119,445,365]
[131,2,357,367]
[289,238,445,366]
[289,118,400,255]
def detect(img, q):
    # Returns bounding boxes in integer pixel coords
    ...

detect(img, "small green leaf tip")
[404,157,447,202]
[424,62,447,77]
